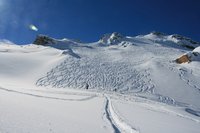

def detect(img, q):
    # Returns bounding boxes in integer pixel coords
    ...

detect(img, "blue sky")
[0,0,199,44]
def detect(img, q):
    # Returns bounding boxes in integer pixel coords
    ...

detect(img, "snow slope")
[0,43,65,89]
[0,32,200,133]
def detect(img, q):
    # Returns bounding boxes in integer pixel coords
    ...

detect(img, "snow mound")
[142,31,167,41]
[193,46,200,53]
[189,46,200,61]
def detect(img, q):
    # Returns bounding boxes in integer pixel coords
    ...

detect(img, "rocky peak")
[100,32,124,45]
[150,31,167,36]
[33,35,56,45]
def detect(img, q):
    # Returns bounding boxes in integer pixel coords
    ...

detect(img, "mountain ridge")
[32,32,200,51]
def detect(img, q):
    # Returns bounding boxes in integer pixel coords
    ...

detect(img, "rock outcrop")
[176,46,200,64]
[175,54,191,64]
[33,35,56,45]
[100,32,124,45]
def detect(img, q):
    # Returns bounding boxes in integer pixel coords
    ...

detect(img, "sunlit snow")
[0,32,200,133]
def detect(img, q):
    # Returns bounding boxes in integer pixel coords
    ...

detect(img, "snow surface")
[0,33,200,133]
[193,46,200,53]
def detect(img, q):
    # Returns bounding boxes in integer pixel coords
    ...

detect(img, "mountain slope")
[0,42,65,89]
[31,33,200,108]
[0,32,200,133]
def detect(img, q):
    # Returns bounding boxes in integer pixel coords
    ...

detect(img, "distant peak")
[149,32,199,45]
[150,31,168,36]
[100,32,124,45]
[171,34,199,45]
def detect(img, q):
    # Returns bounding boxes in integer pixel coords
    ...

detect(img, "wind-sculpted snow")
[36,56,154,94]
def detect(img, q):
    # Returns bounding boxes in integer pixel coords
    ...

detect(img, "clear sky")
[0,0,199,44]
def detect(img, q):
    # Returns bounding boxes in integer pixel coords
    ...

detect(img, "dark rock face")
[33,35,56,45]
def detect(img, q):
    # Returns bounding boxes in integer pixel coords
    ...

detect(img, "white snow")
[0,43,65,89]
[193,46,200,53]
[112,99,200,133]
[0,33,200,133]
[0,87,108,133]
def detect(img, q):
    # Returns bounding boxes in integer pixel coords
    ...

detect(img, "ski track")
[137,102,200,123]
[35,56,183,106]
[159,59,200,93]
[178,68,200,92]
[0,87,96,101]
[29,88,97,97]
[1,84,199,132]
[36,56,155,94]
[108,93,200,123]
[103,98,121,133]
[35,44,189,106]
[104,97,139,133]
[33,45,200,118]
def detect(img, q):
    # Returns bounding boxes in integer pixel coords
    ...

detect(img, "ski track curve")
[104,97,139,133]
[107,92,200,123]
[0,87,96,101]
[30,89,95,97]
[103,97,121,133]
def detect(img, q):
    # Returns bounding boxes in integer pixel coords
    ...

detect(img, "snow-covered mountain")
[0,32,200,133]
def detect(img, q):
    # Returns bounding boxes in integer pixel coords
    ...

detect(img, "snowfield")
[0,32,200,133]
